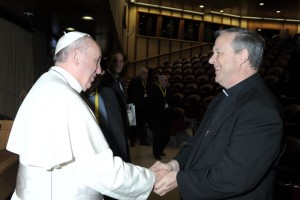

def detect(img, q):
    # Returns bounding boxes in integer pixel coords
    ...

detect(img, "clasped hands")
[150,160,178,196]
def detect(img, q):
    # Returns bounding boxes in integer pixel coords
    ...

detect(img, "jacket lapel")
[186,95,236,168]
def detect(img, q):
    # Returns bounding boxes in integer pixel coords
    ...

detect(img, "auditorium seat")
[261,59,272,69]
[194,68,206,76]
[191,57,200,64]
[182,63,192,69]
[277,54,291,61]
[169,92,184,108]
[162,67,172,75]
[196,74,210,85]
[170,82,184,94]
[172,63,182,69]
[170,107,187,135]
[182,74,196,84]
[192,62,203,69]
[184,94,201,118]
[170,74,183,84]
[273,60,288,68]
[183,83,198,96]
[267,67,284,76]
[182,68,193,75]
[198,83,215,98]
[282,104,300,122]
[182,59,190,65]
[263,75,279,85]
[171,68,182,76]
[276,136,300,200]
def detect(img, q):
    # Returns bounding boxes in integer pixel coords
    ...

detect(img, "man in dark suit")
[151,27,284,200]
[83,75,131,200]
[148,75,172,160]
[100,51,129,144]
[83,74,131,163]
[127,67,151,146]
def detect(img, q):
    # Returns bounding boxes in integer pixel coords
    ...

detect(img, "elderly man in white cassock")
[6,32,157,200]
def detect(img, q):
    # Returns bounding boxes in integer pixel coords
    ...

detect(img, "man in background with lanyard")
[127,67,151,147]
[148,75,171,160]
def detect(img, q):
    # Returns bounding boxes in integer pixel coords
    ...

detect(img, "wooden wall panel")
[160,40,171,54]
[136,37,147,60]
[148,38,159,57]
[0,120,13,150]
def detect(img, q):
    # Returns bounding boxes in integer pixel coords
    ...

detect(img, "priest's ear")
[239,48,249,66]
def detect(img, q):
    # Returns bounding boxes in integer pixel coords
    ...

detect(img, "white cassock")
[6,66,155,200]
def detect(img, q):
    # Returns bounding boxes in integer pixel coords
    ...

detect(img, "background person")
[100,51,130,148]
[127,67,151,146]
[6,31,155,200]
[149,75,172,160]
[151,27,284,200]
[83,74,131,163]
[83,74,131,200]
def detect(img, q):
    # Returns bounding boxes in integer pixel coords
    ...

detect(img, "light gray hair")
[215,27,265,69]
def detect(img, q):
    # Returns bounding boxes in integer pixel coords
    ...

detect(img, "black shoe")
[141,142,151,146]
[154,156,161,160]
[130,143,135,147]
[160,152,166,156]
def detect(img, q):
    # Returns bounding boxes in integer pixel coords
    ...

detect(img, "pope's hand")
[153,170,178,196]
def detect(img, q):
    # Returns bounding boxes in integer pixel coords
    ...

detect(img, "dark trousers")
[152,118,171,157]
[128,125,148,145]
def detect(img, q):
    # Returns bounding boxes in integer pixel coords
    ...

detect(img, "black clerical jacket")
[174,74,284,200]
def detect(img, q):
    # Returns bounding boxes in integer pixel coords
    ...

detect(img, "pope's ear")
[72,49,80,65]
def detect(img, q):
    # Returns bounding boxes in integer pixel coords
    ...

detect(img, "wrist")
[167,160,179,172]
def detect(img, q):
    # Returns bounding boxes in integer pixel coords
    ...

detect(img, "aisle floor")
[130,142,182,200]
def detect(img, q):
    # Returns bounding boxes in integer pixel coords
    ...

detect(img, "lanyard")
[141,80,146,89]
[159,85,166,97]
[94,88,99,123]
[142,80,147,94]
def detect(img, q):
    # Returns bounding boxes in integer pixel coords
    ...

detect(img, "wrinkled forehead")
[213,32,235,49]
[85,39,101,57]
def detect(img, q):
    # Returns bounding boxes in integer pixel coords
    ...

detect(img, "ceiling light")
[259,3,264,6]
[82,15,94,20]
[23,11,34,18]
[220,10,224,13]
[199,5,204,8]
[132,2,204,15]
[210,11,239,17]
[66,27,75,31]
[276,11,281,13]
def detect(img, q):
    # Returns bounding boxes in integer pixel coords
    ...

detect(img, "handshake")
[150,160,179,196]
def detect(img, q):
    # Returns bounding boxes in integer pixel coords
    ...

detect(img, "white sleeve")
[76,148,155,200]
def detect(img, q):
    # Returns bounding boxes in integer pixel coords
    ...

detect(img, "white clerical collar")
[222,89,229,97]
[50,66,82,93]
